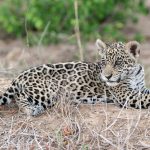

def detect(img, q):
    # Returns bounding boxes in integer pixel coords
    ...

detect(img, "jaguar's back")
[0,61,106,115]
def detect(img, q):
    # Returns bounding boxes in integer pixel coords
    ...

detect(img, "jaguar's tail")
[0,86,15,105]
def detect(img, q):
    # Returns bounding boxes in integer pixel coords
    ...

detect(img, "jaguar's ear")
[95,39,106,56]
[126,41,140,59]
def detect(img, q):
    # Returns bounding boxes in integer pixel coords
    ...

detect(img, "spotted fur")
[0,39,150,116]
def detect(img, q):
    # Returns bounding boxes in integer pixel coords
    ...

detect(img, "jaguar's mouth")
[106,81,119,87]
[100,74,121,86]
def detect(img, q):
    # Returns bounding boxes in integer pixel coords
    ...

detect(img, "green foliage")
[0,0,148,44]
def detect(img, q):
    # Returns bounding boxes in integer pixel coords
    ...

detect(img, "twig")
[123,108,142,147]
[38,21,51,47]
[102,93,130,132]
[0,117,7,125]
[31,124,43,150]
[74,0,84,61]
[7,116,14,147]
[93,130,118,149]
[25,18,30,48]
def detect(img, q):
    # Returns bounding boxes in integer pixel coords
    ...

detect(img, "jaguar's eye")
[114,60,122,66]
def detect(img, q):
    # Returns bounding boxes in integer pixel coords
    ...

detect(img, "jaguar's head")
[96,39,141,86]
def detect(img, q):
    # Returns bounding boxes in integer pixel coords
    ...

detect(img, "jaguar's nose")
[105,74,112,80]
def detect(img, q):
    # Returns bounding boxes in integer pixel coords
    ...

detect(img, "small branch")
[74,0,84,61]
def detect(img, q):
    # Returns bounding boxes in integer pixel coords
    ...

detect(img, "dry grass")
[0,79,150,149]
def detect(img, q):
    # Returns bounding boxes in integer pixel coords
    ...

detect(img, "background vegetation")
[0,0,148,45]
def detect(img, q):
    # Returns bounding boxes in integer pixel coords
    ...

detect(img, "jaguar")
[0,39,150,116]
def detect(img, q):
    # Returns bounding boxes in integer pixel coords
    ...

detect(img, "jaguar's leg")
[78,95,110,104]
[16,93,46,116]
[109,85,150,109]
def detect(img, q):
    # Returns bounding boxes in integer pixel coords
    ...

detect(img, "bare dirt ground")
[1,12,150,149]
